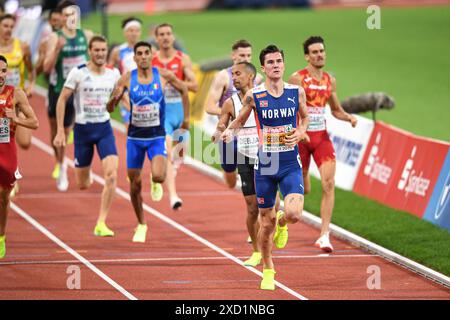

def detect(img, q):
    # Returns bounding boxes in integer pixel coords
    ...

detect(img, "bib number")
[0,118,11,143]
[307,106,326,132]
[131,104,161,127]
[62,56,86,79]
[6,68,21,87]
[262,124,294,153]
[237,127,258,159]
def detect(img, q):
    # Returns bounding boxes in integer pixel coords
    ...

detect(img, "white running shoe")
[56,165,69,192]
[170,196,183,210]
[315,232,334,253]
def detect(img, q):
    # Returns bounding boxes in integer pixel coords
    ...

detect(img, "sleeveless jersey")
[297,68,332,132]
[232,93,258,159]
[128,67,166,139]
[252,83,299,163]
[0,85,16,143]
[152,51,184,104]
[2,39,25,89]
[118,43,137,73]
[64,64,121,124]
[54,29,89,93]
[218,67,237,108]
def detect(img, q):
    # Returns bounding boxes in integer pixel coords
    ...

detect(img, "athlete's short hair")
[49,7,62,18]
[121,16,142,29]
[236,61,256,79]
[154,23,173,36]
[232,39,252,51]
[303,36,325,54]
[259,45,284,66]
[0,55,7,65]
[134,41,152,54]
[89,35,107,49]
[0,14,16,23]
[57,0,77,11]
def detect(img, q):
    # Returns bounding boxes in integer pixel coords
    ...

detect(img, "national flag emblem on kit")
[259,100,268,108]
[153,83,159,90]
[257,197,265,204]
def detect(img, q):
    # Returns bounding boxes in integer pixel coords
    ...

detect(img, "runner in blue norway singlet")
[252,83,305,208]
[126,67,167,169]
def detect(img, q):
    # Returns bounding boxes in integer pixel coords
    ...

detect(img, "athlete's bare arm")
[43,32,65,74]
[221,91,254,143]
[328,76,357,127]
[107,71,130,113]
[5,89,39,130]
[21,42,35,97]
[160,68,190,129]
[182,53,198,92]
[205,69,228,116]
[35,39,48,77]
[83,29,94,43]
[53,86,74,147]
[287,71,301,86]
[108,46,120,68]
[211,97,235,143]
[286,87,310,147]
[255,72,264,85]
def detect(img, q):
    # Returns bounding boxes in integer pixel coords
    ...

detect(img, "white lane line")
[30,135,309,300]
[0,254,376,266]
[9,202,138,300]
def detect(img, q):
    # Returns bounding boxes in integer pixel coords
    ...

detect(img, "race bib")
[237,127,259,159]
[83,97,107,121]
[307,106,326,131]
[164,84,182,104]
[62,56,86,79]
[262,124,294,153]
[131,103,160,127]
[0,118,11,143]
[6,68,20,87]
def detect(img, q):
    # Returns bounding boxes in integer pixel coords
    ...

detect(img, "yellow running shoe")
[0,235,6,259]
[67,130,74,145]
[94,222,115,237]
[244,252,261,267]
[132,224,148,243]
[273,210,288,249]
[151,181,163,201]
[260,268,276,290]
[52,163,60,179]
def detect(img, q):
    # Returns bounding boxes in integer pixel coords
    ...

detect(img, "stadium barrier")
[354,122,450,230]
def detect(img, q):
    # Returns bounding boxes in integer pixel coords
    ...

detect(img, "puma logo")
[288,97,296,104]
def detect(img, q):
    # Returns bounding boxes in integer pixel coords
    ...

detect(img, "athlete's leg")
[128,168,145,225]
[151,155,167,184]
[0,187,11,236]
[244,195,260,252]
[318,160,336,236]
[164,134,180,207]
[96,155,118,224]
[258,206,276,270]
[15,121,32,150]
[75,166,92,190]
[278,193,304,227]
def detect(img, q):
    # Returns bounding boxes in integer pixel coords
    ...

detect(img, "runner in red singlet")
[0,55,38,259]
[288,36,357,253]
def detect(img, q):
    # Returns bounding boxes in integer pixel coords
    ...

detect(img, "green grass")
[76,8,450,275]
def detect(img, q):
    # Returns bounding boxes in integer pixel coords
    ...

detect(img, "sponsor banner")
[309,107,374,190]
[353,122,449,218]
[423,149,450,231]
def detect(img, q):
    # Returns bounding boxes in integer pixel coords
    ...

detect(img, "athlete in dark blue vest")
[222,45,310,291]
[107,41,189,243]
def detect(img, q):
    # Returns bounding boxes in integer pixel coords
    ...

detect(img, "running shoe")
[151,181,163,202]
[132,224,148,243]
[243,252,261,267]
[247,235,252,244]
[67,130,74,145]
[315,232,334,253]
[170,196,182,210]
[94,222,115,237]
[260,268,276,290]
[0,235,5,259]
[273,210,288,249]
[52,163,60,179]
[56,165,69,192]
